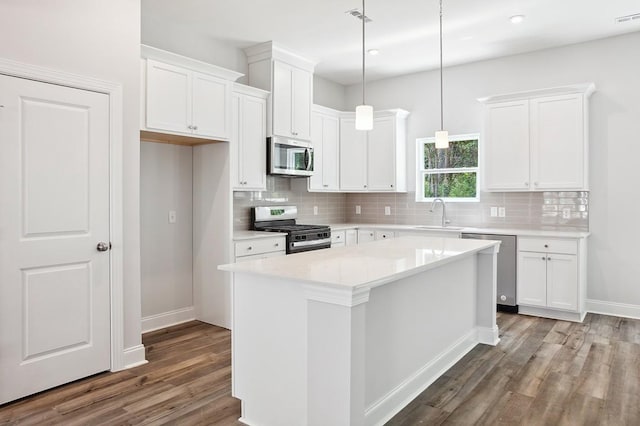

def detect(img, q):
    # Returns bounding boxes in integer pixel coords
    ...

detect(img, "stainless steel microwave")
[267,136,314,177]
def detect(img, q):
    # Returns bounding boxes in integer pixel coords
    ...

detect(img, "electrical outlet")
[562,208,571,219]
[168,210,177,224]
[498,207,506,218]
[313,205,318,215]
[355,205,361,215]
[384,206,391,216]
[490,207,498,217]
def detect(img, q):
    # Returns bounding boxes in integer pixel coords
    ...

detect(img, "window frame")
[415,133,481,203]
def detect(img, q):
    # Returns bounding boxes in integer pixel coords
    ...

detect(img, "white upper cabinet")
[483,100,530,191]
[479,83,594,192]
[141,45,244,142]
[339,109,409,192]
[245,42,315,142]
[231,84,269,191]
[309,105,340,191]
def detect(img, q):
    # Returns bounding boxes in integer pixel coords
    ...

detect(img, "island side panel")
[476,246,500,344]
[232,273,308,426]
[363,256,481,425]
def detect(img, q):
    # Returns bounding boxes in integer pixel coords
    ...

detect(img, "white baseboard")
[519,305,586,322]
[122,344,148,369]
[587,299,640,320]
[365,329,479,426]
[141,306,196,333]
[477,325,500,346]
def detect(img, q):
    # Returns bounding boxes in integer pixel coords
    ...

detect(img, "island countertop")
[219,235,500,289]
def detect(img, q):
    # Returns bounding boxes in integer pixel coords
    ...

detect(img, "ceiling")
[142,0,640,86]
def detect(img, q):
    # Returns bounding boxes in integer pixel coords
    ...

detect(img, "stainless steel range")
[252,206,331,254]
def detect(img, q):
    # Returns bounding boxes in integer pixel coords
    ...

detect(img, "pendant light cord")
[362,0,366,106]
[439,0,444,131]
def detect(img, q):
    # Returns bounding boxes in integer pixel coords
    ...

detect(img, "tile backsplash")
[233,178,588,232]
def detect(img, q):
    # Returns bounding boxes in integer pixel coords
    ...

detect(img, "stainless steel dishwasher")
[461,233,517,312]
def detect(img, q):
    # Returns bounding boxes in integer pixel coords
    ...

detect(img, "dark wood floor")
[1,312,639,425]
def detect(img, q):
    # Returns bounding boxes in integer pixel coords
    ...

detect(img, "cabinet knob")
[364,185,367,188]
[524,182,529,187]
[534,181,539,186]
[542,256,546,260]
[323,184,328,187]
[274,243,279,247]
[547,257,551,261]
[187,125,193,130]
[247,246,252,250]
[544,244,548,248]
[193,125,198,131]
[336,235,341,239]
[390,184,394,188]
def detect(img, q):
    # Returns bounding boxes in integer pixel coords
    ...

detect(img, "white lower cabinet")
[375,230,395,240]
[357,229,376,244]
[517,236,585,321]
[331,231,345,248]
[234,236,286,261]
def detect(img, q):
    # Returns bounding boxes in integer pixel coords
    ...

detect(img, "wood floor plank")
[2,315,640,425]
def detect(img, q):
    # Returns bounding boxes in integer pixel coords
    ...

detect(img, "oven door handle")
[291,237,331,248]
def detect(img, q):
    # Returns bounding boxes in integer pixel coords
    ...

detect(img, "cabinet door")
[339,118,367,190]
[230,93,242,188]
[272,61,293,138]
[357,229,376,244]
[483,100,530,191]
[546,254,578,311]
[192,71,230,140]
[146,59,192,134]
[517,251,547,307]
[368,116,396,191]
[530,94,585,190]
[239,94,267,190]
[345,229,358,246]
[291,66,312,141]
[321,114,340,189]
[309,113,324,191]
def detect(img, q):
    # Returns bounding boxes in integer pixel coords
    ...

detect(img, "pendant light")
[355,0,373,130]
[435,0,449,149]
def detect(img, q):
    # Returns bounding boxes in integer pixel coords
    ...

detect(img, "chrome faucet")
[430,198,450,227]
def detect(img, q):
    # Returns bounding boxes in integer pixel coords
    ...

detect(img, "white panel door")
[517,252,547,307]
[483,100,530,191]
[339,118,367,191]
[0,75,111,404]
[291,66,311,141]
[368,116,396,191]
[309,112,324,191]
[241,94,267,190]
[546,254,578,311]
[530,94,584,190]
[272,61,293,138]
[192,71,229,140]
[145,59,192,134]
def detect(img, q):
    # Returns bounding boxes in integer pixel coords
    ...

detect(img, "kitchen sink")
[414,225,464,231]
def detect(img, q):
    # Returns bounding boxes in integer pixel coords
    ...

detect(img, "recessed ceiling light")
[368,49,380,56]
[510,15,525,24]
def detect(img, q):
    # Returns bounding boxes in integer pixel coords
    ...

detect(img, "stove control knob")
[500,295,507,302]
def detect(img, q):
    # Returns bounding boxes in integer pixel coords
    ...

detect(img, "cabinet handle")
[544,244,549,248]
[274,243,279,247]
[524,182,529,187]
[292,131,298,136]
[547,257,551,261]
[323,184,328,187]
[193,125,198,130]
[390,184,394,188]
[247,246,252,251]
[336,235,341,239]
[187,125,193,130]
[542,257,546,260]
[364,185,367,188]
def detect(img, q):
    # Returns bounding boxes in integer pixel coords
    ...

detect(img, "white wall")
[140,143,193,319]
[314,75,347,110]
[141,16,249,84]
[345,32,640,310]
[0,1,143,352]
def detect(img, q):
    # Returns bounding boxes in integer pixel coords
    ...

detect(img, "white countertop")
[219,236,499,289]
[233,230,288,241]
[322,223,589,238]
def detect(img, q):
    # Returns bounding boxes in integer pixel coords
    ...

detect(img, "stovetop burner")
[251,205,332,254]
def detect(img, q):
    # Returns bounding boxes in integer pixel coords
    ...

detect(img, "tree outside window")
[416,133,480,202]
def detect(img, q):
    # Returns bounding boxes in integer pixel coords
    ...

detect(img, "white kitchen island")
[219,236,501,426]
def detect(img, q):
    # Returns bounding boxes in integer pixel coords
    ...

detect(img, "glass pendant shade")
[435,130,449,149]
[355,104,373,130]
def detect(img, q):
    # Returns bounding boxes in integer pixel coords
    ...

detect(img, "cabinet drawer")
[331,230,346,244]
[375,230,395,240]
[518,237,577,255]
[235,250,285,262]
[235,237,286,258]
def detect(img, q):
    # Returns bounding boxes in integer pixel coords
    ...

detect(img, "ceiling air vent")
[345,8,372,23]
[615,13,640,23]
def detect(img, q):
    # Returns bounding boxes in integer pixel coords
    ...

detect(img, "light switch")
[490,207,498,217]
[562,208,571,219]
[355,205,361,215]
[385,206,391,216]
[313,205,318,215]
[498,207,506,218]
[168,210,177,224]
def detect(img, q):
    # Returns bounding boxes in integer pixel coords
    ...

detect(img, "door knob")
[97,242,110,252]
